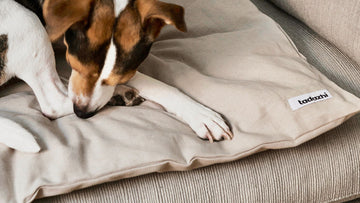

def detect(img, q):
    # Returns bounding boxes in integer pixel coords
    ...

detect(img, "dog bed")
[0,0,360,202]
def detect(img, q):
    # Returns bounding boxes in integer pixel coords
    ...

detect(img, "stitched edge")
[323,192,360,203]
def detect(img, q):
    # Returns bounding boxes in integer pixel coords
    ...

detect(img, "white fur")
[67,0,232,141]
[68,39,117,113]
[1,0,72,118]
[114,0,128,16]
[127,72,233,142]
[67,84,90,108]
[110,0,231,141]
[68,1,127,112]
[0,0,73,152]
[87,39,117,112]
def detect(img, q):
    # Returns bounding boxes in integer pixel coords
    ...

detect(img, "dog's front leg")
[127,71,233,142]
[18,63,73,119]
[7,5,73,119]
[15,43,73,119]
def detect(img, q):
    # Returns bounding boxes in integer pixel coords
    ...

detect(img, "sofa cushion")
[269,0,360,66]
[1,0,360,202]
[36,1,360,203]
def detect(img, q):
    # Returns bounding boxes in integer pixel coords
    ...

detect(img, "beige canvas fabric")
[269,0,360,66]
[36,0,360,202]
[1,0,360,202]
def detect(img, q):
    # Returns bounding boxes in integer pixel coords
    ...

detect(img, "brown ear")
[43,0,94,41]
[102,70,137,86]
[136,0,187,40]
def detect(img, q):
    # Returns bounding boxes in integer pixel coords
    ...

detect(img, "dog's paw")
[108,85,145,106]
[179,102,233,142]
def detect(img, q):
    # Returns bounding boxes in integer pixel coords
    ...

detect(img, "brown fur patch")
[47,0,187,101]
[87,1,115,46]
[0,34,8,84]
[70,71,98,97]
[144,18,166,41]
[103,70,136,86]
[43,0,94,41]
[136,0,187,33]
[66,52,99,78]
[67,53,99,96]
[114,6,141,52]
[135,0,155,23]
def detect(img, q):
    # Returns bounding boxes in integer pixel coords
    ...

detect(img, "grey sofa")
[35,0,360,202]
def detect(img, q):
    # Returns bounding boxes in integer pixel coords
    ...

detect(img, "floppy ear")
[43,0,94,41]
[136,0,187,40]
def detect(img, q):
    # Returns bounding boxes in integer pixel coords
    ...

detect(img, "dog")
[1,0,233,152]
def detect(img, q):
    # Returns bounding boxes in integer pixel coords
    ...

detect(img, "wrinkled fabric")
[0,0,359,202]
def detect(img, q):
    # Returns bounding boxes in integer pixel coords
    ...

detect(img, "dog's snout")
[73,104,96,119]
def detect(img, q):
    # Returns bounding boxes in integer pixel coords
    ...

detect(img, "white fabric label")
[288,90,332,111]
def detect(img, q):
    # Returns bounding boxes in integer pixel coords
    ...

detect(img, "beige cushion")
[36,0,360,202]
[269,0,360,66]
[1,0,360,202]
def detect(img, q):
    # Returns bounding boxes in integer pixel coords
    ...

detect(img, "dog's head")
[43,0,186,118]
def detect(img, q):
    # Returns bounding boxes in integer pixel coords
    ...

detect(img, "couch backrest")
[269,0,360,66]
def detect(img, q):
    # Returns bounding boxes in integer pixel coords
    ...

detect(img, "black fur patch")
[114,37,153,75]
[107,95,126,106]
[125,90,136,100]
[65,25,111,73]
[0,34,8,76]
[132,97,144,106]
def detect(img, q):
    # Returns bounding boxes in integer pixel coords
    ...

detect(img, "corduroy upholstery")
[269,0,360,67]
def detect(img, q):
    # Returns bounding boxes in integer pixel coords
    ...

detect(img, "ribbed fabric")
[35,1,360,202]
[35,118,360,203]
[269,0,360,67]
[252,0,360,98]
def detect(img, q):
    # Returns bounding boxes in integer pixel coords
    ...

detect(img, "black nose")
[73,104,96,119]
